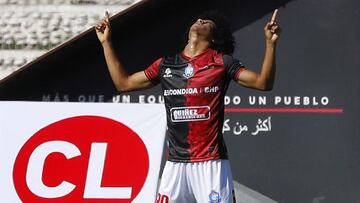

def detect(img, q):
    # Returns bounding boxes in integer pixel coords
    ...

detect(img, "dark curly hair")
[197,10,235,55]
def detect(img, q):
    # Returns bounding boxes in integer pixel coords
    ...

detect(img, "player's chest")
[159,63,225,86]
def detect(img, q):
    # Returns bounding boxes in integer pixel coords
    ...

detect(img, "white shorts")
[157,159,235,203]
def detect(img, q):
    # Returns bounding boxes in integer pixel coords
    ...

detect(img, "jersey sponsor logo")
[204,86,219,93]
[209,190,221,203]
[183,64,195,79]
[163,68,172,78]
[164,87,198,96]
[170,106,210,122]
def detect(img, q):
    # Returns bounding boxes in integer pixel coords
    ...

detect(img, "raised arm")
[236,9,281,91]
[95,12,154,92]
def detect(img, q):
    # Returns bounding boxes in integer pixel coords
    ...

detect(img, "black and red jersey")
[144,48,244,162]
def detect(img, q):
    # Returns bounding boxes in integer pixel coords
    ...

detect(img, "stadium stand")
[0,0,139,80]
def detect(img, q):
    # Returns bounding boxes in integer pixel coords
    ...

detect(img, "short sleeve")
[223,54,245,80]
[144,58,162,85]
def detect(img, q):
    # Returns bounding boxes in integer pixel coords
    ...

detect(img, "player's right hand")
[95,11,111,44]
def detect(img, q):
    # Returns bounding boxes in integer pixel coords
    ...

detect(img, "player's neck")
[184,35,211,58]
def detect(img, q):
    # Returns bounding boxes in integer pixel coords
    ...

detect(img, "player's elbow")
[116,85,132,92]
[116,86,126,92]
[256,86,272,91]
[262,86,273,91]
[114,81,132,92]
[256,81,274,91]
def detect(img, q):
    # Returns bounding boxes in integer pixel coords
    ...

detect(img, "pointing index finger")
[105,11,110,21]
[270,9,278,23]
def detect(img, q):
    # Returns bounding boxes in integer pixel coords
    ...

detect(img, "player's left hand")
[264,9,282,44]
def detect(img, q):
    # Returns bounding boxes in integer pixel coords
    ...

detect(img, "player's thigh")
[189,159,235,203]
[157,161,196,203]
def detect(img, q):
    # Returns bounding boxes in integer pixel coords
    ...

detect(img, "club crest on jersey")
[183,64,194,79]
[209,190,221,203]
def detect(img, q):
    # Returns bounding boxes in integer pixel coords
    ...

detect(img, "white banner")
[0,102,166,203]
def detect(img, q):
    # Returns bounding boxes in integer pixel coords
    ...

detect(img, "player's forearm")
[102,41,130,92]
[258,42,276,91]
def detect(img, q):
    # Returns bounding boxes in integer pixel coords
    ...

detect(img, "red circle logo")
[13,116,149,202]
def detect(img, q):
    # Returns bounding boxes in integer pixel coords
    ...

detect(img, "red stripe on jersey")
[184,50,228,161]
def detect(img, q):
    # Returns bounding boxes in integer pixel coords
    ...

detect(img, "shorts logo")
[209,190,221,203]
[163,68,172,78]
[170,106,210,122]
[183,64,194,79]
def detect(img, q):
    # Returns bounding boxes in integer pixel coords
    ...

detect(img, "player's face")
[189,19,216,41]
